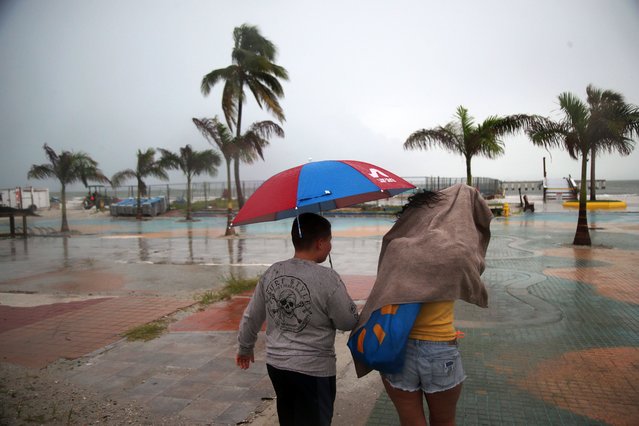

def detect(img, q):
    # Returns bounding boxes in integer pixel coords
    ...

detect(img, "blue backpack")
[347,303,421,374]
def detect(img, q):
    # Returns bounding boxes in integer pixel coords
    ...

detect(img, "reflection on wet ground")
[1,215,392,278]
[2,210,638,302]
[2,211,639,277]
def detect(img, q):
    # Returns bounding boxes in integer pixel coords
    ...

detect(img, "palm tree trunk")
[186,174,192,221]
[234,89,245,208]
[573,155,592,246]
[60,184,69,233]
[465,156,472,186]
[225,159,235,236]
[589,147,597,201]
[136,179,143,220]
[233,155,244,209]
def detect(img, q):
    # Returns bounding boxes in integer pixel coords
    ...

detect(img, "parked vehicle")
[82,185,117,210]
[0,187,50,211]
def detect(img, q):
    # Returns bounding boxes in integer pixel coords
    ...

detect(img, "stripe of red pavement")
[170,275,376,333]
[342,275,376,301]
[170,296,254,332]
[0,297,194,368]
[0,298,111,334]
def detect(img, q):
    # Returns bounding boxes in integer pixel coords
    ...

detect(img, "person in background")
[237,212,358,426]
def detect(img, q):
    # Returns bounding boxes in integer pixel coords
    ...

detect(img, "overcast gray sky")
[1,0,638,191]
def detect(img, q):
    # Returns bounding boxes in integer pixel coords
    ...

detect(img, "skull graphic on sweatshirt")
[266,275,312,332]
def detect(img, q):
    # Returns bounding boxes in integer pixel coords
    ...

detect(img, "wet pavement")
[1,202,639,425]
[369,209,639,426]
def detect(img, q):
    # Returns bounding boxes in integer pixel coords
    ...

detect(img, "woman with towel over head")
[348,183,493,425]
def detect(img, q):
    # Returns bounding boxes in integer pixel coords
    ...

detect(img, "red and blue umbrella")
[231,160,416,226]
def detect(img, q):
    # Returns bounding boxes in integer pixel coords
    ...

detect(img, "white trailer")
[0,187,50,211]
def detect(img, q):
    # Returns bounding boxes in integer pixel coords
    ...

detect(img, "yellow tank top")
[409,301,456,341]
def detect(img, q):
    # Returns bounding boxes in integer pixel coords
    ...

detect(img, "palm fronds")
[200,24,288,208]
[28,144,108,232]
[404,106,531,184]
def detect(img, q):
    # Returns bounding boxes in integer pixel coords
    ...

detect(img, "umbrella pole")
[296,212,302,238]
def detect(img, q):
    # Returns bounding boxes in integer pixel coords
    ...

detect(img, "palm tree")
[158,145,221,221]
[193,116,284,235]
[404,106,533,186]
[193,117,237,235]
[27,144,109,232]
[526,87,638,246]
[201,24,288,208]
[236,120,285,166]
[585,85,639,200]
[111,148,169,220]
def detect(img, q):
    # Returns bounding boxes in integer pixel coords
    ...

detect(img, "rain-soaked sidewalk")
[370,214,639,426]
[1,204,639,425]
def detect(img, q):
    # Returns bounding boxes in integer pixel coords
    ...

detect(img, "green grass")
[169,200,208,211]
[196,290,219,305]
[169,198,238,211]
[195,275,259,306]
[209,198,238,209]
[123,320,169,342]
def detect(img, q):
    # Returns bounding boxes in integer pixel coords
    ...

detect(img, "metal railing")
[110,181,265,204]
[500,179,606,196]
[109,176,503,205]
[403,177,501,196]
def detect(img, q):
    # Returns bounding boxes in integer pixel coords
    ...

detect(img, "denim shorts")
[381,339,466,394]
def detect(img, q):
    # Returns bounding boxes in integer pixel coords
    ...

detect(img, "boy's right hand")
[236,353,254,370]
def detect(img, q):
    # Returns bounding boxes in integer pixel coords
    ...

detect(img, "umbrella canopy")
[231,160,416,226]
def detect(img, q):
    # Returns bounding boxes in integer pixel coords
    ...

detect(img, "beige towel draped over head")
[350,183,493,377]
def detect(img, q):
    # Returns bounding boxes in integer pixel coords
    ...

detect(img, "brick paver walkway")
[0,298,108,333]
[0,297,193,368]
[170,296,253,332]
[169,275,375,332]
[64,332,272,425]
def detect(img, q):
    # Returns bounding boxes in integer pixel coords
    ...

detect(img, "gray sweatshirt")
[238,258,358,377]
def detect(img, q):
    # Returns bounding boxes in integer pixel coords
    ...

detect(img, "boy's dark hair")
[291,213,332,250]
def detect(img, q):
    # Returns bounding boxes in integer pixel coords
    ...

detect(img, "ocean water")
[595,180,639,195]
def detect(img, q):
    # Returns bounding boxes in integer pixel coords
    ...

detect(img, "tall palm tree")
[404,106,533,186]
[111,148,169,220]
[158,145,221,221]
[27,144,109,232]
[193,116,284,235]
[585,85,639,200]
[526,87,638,246]
[201,24,288,208]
